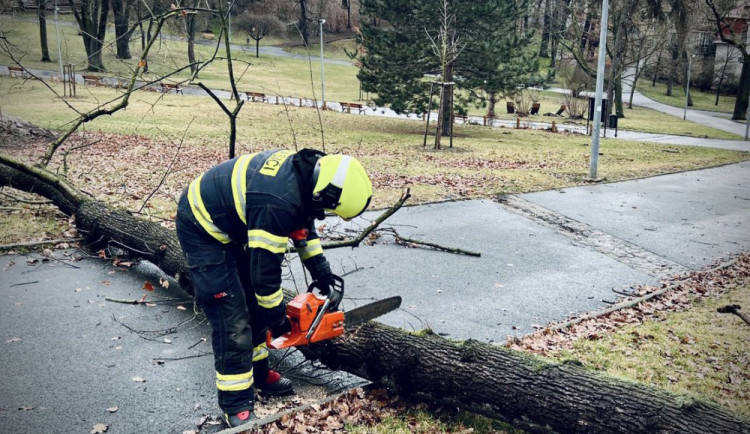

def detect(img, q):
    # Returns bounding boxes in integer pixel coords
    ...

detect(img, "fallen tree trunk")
[1,156,748,433]
[302,323,749,434]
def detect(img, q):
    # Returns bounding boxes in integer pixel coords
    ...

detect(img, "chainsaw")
[266,275,401,349]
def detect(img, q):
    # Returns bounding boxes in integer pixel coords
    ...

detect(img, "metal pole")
[745,98,749,140]
[588,0,609,180]
[683,55,693,121]
[227,2,232,43]
[319,19,326,108]
[54,0,63,83]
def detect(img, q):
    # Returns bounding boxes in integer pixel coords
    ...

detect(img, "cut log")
[1,155,749,433]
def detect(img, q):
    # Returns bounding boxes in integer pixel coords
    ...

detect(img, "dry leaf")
[163,338,172,344]
[159,278,170,289]
[90,422,108,433]
[98,250,107,259]
[132,376,146,383]
[6,337,22,344]
[106,405,119,413]
[18,405,33,411]
[143,281,154,292]
[177,305,187,311]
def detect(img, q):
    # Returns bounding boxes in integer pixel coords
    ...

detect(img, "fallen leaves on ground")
[90,422,108,433]
[505,253,750,355]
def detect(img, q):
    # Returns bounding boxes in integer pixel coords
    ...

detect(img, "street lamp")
[319,19,326,108]
[227,2,232,44]
[54,0,63,83]
[683,54,695,121]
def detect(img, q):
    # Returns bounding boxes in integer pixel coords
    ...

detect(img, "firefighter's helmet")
[313,155,372,220]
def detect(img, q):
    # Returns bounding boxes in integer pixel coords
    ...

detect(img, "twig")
[136,120,190,214]
[105,297,145,305]
[388,229,481,257]
[0,238,83,250]
[0,190,51,205]
[717,304,750,327]
[322,189,412,250]
[152,353,212,363]
[10,281,39,287]
[551,257,744,331]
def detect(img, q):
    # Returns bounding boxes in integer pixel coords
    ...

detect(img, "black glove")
[270,316,292,339]
[316,272,336,296]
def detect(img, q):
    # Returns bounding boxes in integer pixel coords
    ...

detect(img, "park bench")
[160,82,183,94]
[453,112,468,123]
[340,102,365,114]
[544,104,567,117]
[8,66,27,78]
[82,74,103,86]
[244,91,267,102]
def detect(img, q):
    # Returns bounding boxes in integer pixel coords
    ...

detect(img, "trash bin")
[608,114,618,128]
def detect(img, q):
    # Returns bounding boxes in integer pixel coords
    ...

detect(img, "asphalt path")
[2,160,748,433]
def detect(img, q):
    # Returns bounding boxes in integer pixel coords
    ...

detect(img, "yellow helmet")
[313,155,372,220]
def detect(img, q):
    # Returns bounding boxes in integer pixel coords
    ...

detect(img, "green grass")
[0,15,361,102]
[2,15,743,139]
[457,89,742,140]
[637,80,738,114]
[2,77,748,217]
[548,285,750,417]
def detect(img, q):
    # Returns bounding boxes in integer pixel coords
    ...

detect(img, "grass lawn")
[1,76,748,246]
[637,80,738,114]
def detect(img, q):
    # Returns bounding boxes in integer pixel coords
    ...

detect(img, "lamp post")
[683,54,695,120]
[319,19,326,109]
[54,0,63,82]
[227,2,232,44]
[588,0,609,180]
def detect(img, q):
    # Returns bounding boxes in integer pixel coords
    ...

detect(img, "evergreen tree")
[357,0,539,134]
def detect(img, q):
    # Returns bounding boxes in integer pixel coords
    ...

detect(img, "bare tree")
[235,13,284,57]
[705,0,750,120]
[70,0,110,72]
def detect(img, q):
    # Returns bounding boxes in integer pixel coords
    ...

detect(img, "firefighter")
[175,149,372,427]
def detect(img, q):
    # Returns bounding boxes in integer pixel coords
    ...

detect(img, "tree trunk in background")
[112,0,133,59]
[72,0,110,72]
[539,0,550,58]
[186,0,198,75]
[298,0,309,46]
[733,58,750,120]
[38,0,51,62]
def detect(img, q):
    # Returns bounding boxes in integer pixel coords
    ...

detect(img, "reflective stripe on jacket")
[184,149,328,321]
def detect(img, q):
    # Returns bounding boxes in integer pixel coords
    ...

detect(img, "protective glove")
[269,316,292,339]
[316,272,337,296]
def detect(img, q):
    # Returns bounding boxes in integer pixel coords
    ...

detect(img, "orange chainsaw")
[266,275,401,349]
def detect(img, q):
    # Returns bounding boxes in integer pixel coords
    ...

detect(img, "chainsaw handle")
[307,275,344,311]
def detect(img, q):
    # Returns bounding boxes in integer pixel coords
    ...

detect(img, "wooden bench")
[82,74,103,86]
[160,82,183,94]
[340,102,365,114]
[244,91,267,102]
[453,112,468,123]
[8,66,27,78]
[530,102,540,115]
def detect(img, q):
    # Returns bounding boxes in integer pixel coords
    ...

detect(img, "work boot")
[222,409,256,428]
[258,370,294,396]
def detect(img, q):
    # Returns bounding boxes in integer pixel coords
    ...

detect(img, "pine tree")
[357,0,539,138]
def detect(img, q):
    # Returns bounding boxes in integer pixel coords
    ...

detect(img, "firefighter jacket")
[185,148,332,325]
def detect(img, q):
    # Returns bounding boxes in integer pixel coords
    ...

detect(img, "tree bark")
[301,322,749,434]
[38,0,51,62]
[1,155,749,434]
[111,0,133,59]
